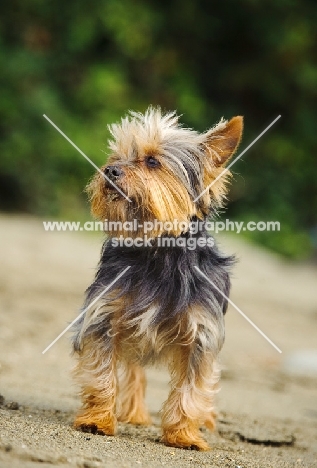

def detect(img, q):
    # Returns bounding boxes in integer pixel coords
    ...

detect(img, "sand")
[0,215,316,468]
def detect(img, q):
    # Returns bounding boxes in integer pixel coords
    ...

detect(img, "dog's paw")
[117,410,152,426]
[74,414,116,436]
[75,423,107,436]
[161,429,210,451]
[204,414,217,431]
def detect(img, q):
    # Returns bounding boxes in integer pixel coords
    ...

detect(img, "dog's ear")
[203,116,243,167]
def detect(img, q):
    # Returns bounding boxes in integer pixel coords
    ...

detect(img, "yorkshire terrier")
[72,107,243,450]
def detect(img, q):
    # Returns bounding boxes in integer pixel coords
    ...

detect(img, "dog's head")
[87,107,243,237]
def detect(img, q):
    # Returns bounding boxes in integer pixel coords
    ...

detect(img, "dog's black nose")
[104,165,123,182]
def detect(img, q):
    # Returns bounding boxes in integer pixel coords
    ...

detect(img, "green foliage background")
[1,0,316,258]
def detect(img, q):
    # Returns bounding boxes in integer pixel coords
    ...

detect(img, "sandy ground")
[0,215,316,468]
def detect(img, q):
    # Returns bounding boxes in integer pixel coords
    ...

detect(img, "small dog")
[72,107,243,450]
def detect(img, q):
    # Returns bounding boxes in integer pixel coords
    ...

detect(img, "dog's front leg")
[161,317,223,451]
[73,336,117,436]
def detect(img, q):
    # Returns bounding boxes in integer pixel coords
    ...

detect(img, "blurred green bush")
[1,0,316,258]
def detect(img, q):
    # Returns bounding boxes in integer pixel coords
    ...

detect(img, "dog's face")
[87,108,243,237]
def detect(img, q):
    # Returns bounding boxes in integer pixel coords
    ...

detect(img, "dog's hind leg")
[117,362,152,425]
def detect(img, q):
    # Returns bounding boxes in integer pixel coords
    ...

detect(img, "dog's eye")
[145,156,160,168]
